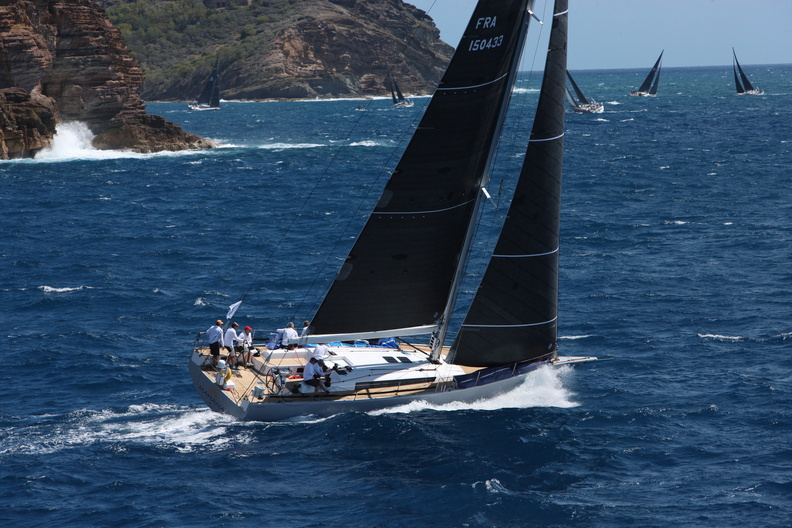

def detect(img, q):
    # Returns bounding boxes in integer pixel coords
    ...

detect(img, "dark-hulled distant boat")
[189,0,595,422]
[630,51,662,97]
[188,59,221,111]
[389,75,414,108]
[566,70,603,113]
[732,48,764,95]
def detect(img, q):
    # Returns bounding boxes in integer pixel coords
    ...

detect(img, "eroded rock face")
[0,0,211,159]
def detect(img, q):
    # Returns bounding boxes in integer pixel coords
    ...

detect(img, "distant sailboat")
[732,49,764,95]
[565,70,603,113]
[189,59,221,111]
[630,51,662,97]
[389,75,414,108]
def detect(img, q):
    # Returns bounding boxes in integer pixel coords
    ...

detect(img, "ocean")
[2,65,791,527]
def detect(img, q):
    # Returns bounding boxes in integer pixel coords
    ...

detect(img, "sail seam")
[461,316,558,329]
[373,198,475,216]
[436,72,510,92]
[529,132,564,143]
[492,247,559,258]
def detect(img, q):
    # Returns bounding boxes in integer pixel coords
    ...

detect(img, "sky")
[406,0,792,70]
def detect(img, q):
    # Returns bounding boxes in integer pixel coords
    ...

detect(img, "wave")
[368,365,579,417]
[39,285,92,294]
[16,122,211,163]
[258,142,325,150]
[0,404,243,455]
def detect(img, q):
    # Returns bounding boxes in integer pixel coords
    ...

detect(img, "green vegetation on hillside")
[105,0,307,98]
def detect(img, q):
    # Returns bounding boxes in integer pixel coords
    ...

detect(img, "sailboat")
[566,70,603,113]
[389,75,414,108]
[190,0,596,422]
[630,50,662,96]
[732,49,764,95]
[188,58,221,110]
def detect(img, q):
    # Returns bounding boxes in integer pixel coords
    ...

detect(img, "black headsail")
[449,0,568,367]
[636,50,663,93]
[733,48,756,93]
[566,70,590,105]
[197,58,220,108]
[310,0,534,337]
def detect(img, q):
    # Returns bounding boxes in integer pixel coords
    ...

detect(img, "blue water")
[2,66,792,527]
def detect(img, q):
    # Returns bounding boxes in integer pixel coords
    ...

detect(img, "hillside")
[98,0,454,101]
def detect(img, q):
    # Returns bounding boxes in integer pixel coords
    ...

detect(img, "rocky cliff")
[100,0,454,101]
[0,0,212,159]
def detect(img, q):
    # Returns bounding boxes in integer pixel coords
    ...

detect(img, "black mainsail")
[732,48,761,95]
[389,76,412,107]
[310,0,534,338]
[566,70,591,105]
[632,51,662,95]
[450,0,568,367]
[194,59,220,108]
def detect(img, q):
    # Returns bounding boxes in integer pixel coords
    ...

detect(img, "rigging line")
[292,3,442,321]
[234,102,373,313]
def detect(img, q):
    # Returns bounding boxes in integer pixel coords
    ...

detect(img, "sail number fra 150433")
[468,35,504,51]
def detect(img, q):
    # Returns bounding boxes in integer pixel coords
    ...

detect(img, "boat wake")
[368,365,579,417]
[0,404,243,455]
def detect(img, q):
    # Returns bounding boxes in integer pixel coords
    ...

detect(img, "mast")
[309,0,535,340]
[449,0,569,367]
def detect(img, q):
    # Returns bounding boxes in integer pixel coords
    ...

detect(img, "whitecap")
[258,142,324,150]
[39,285,91,294]
[698,333,743,341]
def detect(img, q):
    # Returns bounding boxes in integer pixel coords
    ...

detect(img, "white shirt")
[303,361,323,380]
[224,327,239,348]
[237,330,253,346]
[206,325,224,346]
[278,327,299,346]
[301,325,310,336]
[312,344,328,360]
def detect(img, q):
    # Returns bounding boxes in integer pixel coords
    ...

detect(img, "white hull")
[188,104,220,111]
[189,347,595,421]
[572,103,604,113]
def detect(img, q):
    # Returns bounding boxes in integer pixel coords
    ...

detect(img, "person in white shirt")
[206,319,225,366]
[312,343,329,371]
[302,357,329,393]
[237,326,255,367]
[277,322,299,349]
[224,322,240,368]
[301,320,311,336]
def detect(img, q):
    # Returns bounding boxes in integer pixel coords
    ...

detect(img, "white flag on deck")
[227,300,242,319]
